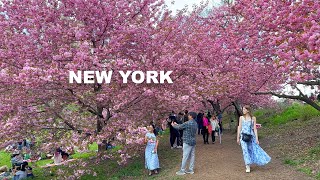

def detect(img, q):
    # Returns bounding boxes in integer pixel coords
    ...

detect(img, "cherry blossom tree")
[0,0,195,160]
[228,0,320,111]
[1,0,319,178]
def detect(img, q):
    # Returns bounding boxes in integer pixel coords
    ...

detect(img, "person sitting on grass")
[0,165,8,173]
[23,149,31,161]
[23,162,34,178]
[53,148,63,165]
[0,165,10,179]
[61,150,69,161]
[145,125,160,176]
[13,163,27,180]
[56,147,69,161]
[11,153,23,168]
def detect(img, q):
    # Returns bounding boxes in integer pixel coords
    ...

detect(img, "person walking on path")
[202,115,210,144]
[145,125,160,176]
[172,112,198,175]
[210,115,219,144]
[217,111,223,134]
[196,112,203,135]
[237,105,271,173]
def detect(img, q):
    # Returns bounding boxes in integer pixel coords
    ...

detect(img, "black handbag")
[242,133,252,142]
[242,120,253,142]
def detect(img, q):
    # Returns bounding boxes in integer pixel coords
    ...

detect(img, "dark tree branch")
[255,91,302,101]
[131,2,148,19]
[43,102,78,132]
[67,88,98,115]
[254,91,320,111]
[297,80,320,86]
[221,103,232,113]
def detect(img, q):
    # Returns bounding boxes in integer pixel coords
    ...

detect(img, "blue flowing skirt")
[240,133,271,166]
[145,142,160,170]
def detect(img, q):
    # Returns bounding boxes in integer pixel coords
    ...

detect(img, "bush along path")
[162,131,313,180]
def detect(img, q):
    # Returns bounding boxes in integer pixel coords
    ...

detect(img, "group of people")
[0,160,34,180]
[0,139,76,180]
[196,111,221,144]
[144,111,198,176]
[166,110,223,147]
[0,140,34,180]
[53,147,72,165]
[144,105,271,176]
[166,111,189,149]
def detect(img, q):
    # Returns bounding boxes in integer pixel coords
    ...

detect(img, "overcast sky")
[164,0,222,14]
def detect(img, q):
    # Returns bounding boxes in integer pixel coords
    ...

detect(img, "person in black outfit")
[167,111,179,149]
[176,112,184,148]
[196,112,204,135]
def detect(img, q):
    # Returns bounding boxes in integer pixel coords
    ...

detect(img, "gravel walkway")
[162,131,313,180]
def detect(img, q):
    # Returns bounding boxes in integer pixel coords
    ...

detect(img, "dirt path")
[163,131,313,180]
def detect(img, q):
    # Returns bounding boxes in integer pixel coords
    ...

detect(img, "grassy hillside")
[254,103,320,125]
[255,103,320,179]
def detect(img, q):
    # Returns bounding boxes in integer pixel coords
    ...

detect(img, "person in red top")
[202,114,210,144]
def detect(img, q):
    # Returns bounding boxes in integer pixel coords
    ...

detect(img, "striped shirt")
[173,119,198,146]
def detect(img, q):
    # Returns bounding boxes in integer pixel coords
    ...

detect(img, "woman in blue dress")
[145,125,160,176]
[237,105,271,173]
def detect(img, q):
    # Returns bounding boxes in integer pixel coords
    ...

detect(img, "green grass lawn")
[0,151,11,167]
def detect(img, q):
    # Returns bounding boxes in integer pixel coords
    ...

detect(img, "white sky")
[164,0,222,14]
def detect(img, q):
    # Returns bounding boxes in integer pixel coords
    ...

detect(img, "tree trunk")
[96,105,112,152]
[98,143,106,152]
[207,99,221,115]
[232,100,243,126]
[96,116,106,154]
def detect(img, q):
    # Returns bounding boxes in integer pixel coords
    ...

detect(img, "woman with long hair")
[237,105,271,173]
[210,115,219,144]
[145,125,160,176]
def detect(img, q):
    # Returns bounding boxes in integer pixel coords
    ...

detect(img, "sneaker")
[245,165,250,173]
[171,147,175,149]
[185,170,194,174]
[176,170,186,175]
[177,146,182,149]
